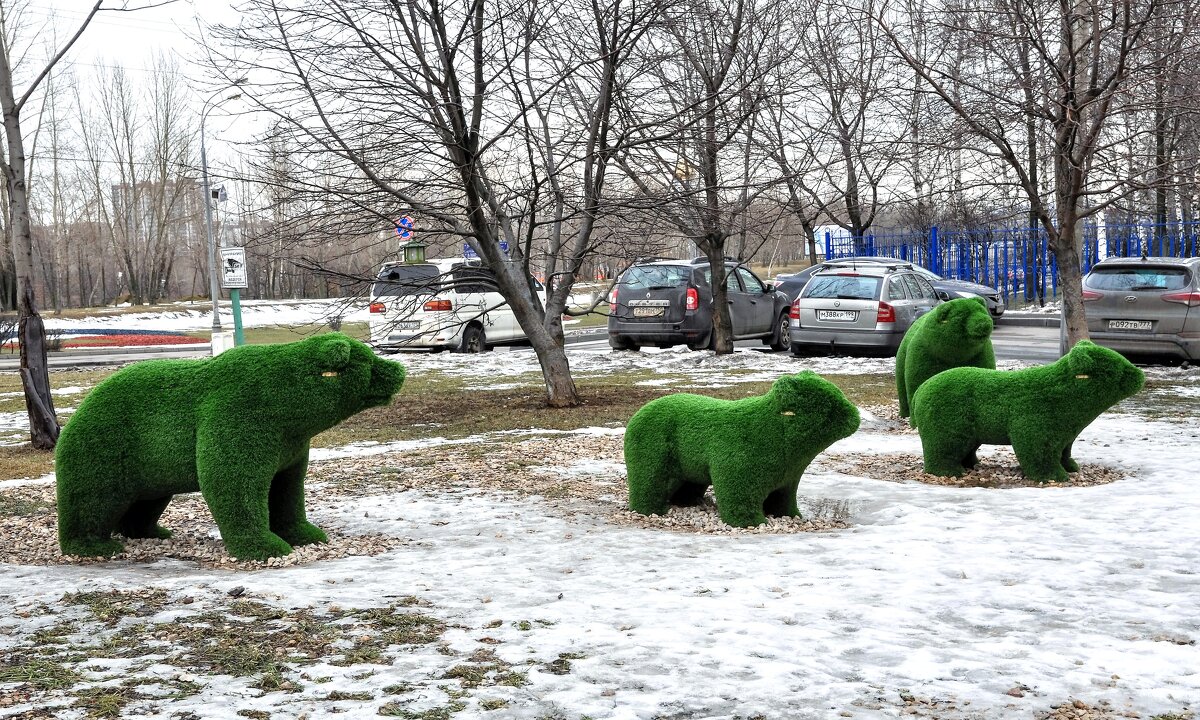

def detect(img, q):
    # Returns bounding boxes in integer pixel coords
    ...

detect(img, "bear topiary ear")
[316,334,353,369]
[969,296,987,309]
[1067,340,1098,376]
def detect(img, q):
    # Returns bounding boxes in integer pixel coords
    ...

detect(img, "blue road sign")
[464,241,507,259]
[396,215,414,240]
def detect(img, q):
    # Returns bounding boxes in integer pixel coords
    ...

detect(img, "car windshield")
[804,274,881,300]
[372,264,442,297]
[1086,266,1190,291]
[620,265,690,290]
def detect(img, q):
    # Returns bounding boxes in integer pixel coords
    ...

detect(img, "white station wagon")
[368,258,545,352]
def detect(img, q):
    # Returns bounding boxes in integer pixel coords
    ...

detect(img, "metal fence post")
[824,231,832,261]
[929,226,939,275]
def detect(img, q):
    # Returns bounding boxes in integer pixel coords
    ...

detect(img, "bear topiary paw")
[223,532,294,561]
[275,521,328,547]
[61,537,125,558]
[716,508,768,528]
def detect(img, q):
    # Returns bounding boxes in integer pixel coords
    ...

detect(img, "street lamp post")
[201,85,243,342]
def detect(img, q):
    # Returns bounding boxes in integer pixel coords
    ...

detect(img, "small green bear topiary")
[911,340,1143,482]
[624,372,860,528]
[895,297,995,423]
[55,333,406,560]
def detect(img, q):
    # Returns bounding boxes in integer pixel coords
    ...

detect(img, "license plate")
[1108,320,1151,331]
[396,321,421,331]
[817,310,858,322]
[632,306,665,318]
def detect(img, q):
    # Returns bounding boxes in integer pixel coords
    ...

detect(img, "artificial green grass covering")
[624,372,860,527]
[911,340,1143,482]
[895,297,995,424]
[55,333,406,560]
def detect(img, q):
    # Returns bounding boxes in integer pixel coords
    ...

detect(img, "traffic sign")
[220,247,248,289]
[396,215,414,241]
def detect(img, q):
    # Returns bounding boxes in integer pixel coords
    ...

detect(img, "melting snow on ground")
[2,303,1198,718]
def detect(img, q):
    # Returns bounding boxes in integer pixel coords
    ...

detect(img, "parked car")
[1065,256,1200,362]
[607,258,792,351]
[368,258,545,352]
[788,261,942,356]
[774,256,1006,317]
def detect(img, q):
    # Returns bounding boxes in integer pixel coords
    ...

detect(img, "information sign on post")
[220,247,248,289]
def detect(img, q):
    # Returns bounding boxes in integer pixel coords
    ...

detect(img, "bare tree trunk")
[0,30,59,448]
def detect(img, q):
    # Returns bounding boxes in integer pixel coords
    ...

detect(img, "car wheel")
[460,324,488,353]
[769,312,790,351]
[609,334,639,351]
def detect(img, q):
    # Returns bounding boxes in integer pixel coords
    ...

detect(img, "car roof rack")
[819,258,913,272]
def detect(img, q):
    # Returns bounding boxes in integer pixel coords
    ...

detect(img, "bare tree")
[873,0,1171,346]
[0,0,105,449]
[210,0,657,406]
[614,0,790,353]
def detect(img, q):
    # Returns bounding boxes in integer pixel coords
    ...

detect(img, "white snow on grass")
[39,298,370,333]
[3,413,1199,717]
[3,302,1199,717]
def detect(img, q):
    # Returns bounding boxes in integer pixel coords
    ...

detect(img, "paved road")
[0,322,1063,371]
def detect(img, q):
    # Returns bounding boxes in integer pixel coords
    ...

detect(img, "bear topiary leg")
[117,497,174,539]
[198,435,293,560]
[268,458,327,547]
[626,441,677,516]
[1011,429,1069,483]
[1060,441,1080,473]
[762,482,800,518]
[919,427,970,477]
[57,488,127,557]
[668,481,707,507]
[962,445,981,470]
[711,463,768,528]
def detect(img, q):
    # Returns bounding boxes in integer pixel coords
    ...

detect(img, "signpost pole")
[219,247,249,346]
[231,289,245,346]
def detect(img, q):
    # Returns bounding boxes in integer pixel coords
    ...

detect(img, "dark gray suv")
[607,258,792,351]
[1067,256,1200,362]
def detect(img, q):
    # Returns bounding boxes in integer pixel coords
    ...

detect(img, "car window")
[372,264,441,297]
[912,275,938,299]
[803,274,881,300]
[900,275,925,299]
[736,267,765,293]
[886,277,911,300]
[1086,266,1190,291]
[621,265,690,290]
[450,265,499,294]
[699,267,742,292]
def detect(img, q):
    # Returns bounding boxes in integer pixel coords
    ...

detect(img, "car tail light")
[1162,290,1200,307]
[686,287,699,311]
[789,298,800,320]
[423,299,452,312]
[877,302,895,323]
[1082,290,1103,302]
[609,288,618,313]
[369,302,386,314]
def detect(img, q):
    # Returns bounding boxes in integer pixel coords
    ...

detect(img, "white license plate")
[817,310,858,322]
[395,321,421,331]
[632,306,665,318]
[1108,320,1151,331]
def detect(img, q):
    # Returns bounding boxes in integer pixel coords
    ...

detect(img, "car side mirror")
[763,282,774,293]
[935,290,951,302]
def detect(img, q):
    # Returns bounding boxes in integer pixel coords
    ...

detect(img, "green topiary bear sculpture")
[55,333,405,561]
[624,372,860,528]
[911,340,1143,482]
[895,297,995,424]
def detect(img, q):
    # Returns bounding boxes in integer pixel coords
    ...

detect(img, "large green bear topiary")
[55,333,405,560]
[911,340,1143,482]
[895,297,995,424]
[624,372,860,528]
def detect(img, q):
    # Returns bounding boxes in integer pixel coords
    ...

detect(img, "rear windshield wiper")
[646,284,679,290]
[835,294,869,300]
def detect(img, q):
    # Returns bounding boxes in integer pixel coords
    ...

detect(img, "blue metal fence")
[823,221,1200,302]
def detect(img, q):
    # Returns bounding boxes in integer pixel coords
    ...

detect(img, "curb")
[995,313,1061,328]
